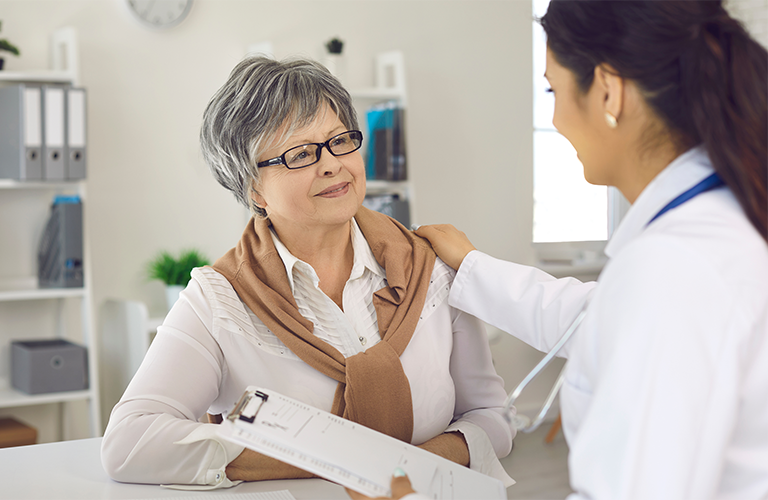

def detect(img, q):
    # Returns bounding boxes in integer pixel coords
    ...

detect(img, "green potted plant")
[325,37,343,55]
[0,21,21,71]
[146,248,209,310]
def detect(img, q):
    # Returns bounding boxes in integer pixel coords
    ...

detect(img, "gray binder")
[66,87,87,180]
[42,85,67,181]
[0,84,44,180]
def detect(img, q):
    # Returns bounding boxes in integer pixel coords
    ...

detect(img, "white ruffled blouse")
[101,219,515,489]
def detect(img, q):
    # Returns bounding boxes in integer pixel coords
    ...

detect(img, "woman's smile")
[316,182,350,198]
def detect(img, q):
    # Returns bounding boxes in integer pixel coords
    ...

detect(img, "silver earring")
[605,112,618,129]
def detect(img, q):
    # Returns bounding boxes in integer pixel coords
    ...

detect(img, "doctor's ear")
[594,63,624,128]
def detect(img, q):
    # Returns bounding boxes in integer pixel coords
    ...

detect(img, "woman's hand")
[417,431,469,466]
[225,448,315,481]
[346,469,417,500]
[413,224,476,271]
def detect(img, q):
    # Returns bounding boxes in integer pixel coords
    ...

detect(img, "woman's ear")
[595,63,624,126]
[250,182,266,210]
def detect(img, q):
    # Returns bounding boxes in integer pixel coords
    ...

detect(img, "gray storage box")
[11,339,89,394]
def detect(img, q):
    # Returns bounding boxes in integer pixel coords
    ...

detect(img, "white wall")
[4,0,763,444]
[728,0,768,47]
[0,0,542,439]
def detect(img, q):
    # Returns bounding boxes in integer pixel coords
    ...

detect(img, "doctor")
[371,1,767,499]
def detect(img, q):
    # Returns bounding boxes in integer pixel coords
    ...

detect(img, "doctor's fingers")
[390,475,416,498]
[413,224,476,271]
[344,473,416,500]
[345,487,375,500]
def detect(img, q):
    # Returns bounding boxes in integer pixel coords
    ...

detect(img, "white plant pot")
[323,54,345,82]
[165,285,184,312]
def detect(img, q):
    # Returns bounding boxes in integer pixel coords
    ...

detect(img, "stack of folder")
[365,100,406,181]
[0,83,87,181]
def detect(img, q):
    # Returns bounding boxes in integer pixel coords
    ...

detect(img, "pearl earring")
[605,112,618,129]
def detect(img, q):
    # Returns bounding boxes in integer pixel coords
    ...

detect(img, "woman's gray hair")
[199,56,359,218]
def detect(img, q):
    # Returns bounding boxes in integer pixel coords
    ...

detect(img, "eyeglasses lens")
[329,132,361,155]
[284,131,362,169]
[285,145,318,169]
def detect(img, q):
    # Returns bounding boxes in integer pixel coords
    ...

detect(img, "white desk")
[0,438,349,499]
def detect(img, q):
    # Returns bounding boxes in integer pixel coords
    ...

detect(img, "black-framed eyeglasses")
[256,130,364,170]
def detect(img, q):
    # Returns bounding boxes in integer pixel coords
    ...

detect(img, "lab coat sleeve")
[101,279,245,488]
[450,250,597,357]
[445,307,515,486]
[565,236,751,500]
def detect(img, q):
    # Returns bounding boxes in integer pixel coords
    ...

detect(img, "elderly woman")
[101,56,514,489]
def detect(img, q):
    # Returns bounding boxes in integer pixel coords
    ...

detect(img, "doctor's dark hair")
[541,0,768,244]
[199,56,359,218]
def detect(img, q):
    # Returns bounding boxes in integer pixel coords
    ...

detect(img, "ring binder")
[66,87,87,180]
[0,84,44,180]
[42,85,67,181]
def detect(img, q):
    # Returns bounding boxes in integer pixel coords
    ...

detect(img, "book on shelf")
[365,101,406,181]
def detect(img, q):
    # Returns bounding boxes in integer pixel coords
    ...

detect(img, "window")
[532,0,629,265]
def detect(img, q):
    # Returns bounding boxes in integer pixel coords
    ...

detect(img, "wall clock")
[126,0,194,29]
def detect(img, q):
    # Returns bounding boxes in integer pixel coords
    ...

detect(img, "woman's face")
[545,47,619,186]
[253,105,366,233]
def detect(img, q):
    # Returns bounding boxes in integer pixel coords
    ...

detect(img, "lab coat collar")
[605,145,715,258]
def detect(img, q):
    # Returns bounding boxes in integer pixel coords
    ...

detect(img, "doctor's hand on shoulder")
[346,470,424,500]
[413,225,476,271]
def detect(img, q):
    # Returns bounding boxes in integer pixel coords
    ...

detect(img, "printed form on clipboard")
[218,387,507,499]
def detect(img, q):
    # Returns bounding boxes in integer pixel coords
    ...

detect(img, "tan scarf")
[211,206,436,443]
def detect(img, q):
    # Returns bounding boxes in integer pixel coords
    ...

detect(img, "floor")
[500,420,573,500]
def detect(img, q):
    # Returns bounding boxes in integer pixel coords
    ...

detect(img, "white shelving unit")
[0,28,100,439]
[350,51,416,226]
[0,174,101,440]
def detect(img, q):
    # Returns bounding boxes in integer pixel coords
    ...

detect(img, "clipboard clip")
[227,389,269,424]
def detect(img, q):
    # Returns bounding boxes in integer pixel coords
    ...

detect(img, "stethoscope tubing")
[503,305,589,432]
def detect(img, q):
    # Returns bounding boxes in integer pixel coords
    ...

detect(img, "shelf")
[366,180,410,196]
[0,70,75,85]
[351,87,405,100]
[0,278,86,302]
[0,179,82,190]
[0,28,101,439]
[0,383,92,409]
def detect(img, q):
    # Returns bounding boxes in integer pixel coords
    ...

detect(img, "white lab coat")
[450,147,768,499]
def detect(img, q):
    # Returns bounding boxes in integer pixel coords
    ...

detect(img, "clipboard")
[218,387,507,499]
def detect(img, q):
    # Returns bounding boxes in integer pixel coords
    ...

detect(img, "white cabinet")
[0,32,100,440]
[350,51,416,226]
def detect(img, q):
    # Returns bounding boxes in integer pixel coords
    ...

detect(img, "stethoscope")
[503,172,726,432]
